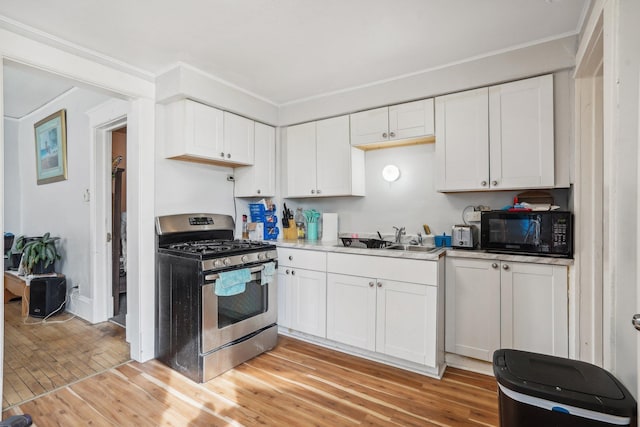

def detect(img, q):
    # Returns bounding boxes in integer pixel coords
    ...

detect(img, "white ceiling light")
[382,165,400,182]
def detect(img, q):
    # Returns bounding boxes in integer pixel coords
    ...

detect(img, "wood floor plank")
[5,335,499,426]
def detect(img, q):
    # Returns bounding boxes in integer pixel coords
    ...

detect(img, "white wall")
[3,118,19,233]
[278,143,569,240]
[11,88,111,296]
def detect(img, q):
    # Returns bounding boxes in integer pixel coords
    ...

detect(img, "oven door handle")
[204,264,267,282]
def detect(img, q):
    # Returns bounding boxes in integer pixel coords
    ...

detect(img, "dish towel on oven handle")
[215,268,251,296]
[261,261,276,286]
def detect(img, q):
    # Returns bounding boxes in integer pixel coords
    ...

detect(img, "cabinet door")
[350,107,389,145]
[223,112,254,165]
[445,258,500,361]
[327,273,376,351]
[376,279,438,366]
[316,115,352,196]
[501,262,568,357]
[284,122,317,197]
[290,268,326,337]
[277,270,291,329]
[389,99,434,140]
[234,122,275,197]
[435,88,489,192]
[164,99,224,160]
[489,74,554,189]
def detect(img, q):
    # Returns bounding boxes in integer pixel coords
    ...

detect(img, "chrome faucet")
[393,226,406,243]
[417,232,423,245]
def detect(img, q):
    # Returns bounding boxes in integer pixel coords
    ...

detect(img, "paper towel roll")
[321,213,338,242]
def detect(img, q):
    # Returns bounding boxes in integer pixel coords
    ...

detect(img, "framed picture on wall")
[34,109,68,185]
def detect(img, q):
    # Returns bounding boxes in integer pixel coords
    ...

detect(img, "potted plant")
[14,233,61,275]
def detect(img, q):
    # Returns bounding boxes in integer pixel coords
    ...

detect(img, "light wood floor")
[3,299,130,409]
[4,335,499,426]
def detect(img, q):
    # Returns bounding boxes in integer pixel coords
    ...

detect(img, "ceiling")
[1,0,590,117]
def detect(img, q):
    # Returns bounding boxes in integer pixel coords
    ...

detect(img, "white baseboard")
[66,293,94,323]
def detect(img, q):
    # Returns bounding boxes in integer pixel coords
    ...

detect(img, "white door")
[223,112,254,165]
[284,122,317,197]
[445,258,501,362]
[350,106,389,145]
[316,115,351,196]
[327,273,376,351]
[376,279,438,366]
[290,268,326,337]
[501,262,568,357]
[435,88,489,191]
[389,99,434,140]
[489,74,554,189]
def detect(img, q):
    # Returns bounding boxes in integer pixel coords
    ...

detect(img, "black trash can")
[493,349,636,427]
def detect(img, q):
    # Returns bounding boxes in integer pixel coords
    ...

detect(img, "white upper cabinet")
[163,99,255,167]
[285,122,317,198]
[164,99,224,161]
[284,115,365,198]
[435,88,489,191]
[436,74,554,192]
[234,122,275,197]
[222,112,254,166]
[489,74,554,189]
[350,99,434,147]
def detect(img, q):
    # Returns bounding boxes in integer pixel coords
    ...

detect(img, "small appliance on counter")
[452,225,477,249]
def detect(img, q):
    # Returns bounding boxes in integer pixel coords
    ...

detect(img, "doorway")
[111,127,127,327]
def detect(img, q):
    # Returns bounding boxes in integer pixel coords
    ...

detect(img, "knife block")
[283,224,297,240]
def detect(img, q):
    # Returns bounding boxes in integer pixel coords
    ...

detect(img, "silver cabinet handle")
[481,181,487,186]
[291,270,295,276]
[311,189,315,194]
[369,281,375,287]
[227,153,231,158]
[377,282,382,287]
[389,131,396,138]
[491,180,498,186]
[632,314,640,331]
[257,189,261,194]
[492,263,498,269]
[288,255,293,261]
[317,189,321,194]
[220,152,225,157]
[382,132,388,138]
[285,269,290,275]
[502,264,510,270]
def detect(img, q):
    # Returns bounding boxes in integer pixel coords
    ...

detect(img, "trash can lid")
[493,349,636,417]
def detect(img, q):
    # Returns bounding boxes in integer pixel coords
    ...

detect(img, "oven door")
[201,263,277,353]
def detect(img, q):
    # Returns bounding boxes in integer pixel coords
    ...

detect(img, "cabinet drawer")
[277,248,326,271]
[327,253,437,285]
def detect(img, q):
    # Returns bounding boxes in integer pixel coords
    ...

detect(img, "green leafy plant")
[14,233,61,274]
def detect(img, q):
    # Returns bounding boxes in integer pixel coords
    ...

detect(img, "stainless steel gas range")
[155,213,278,383]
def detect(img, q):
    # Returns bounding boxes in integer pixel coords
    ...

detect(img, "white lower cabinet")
[445,257,501,361]
[446,257,568,361]
[326,253,441,368]
[277,248,327,337]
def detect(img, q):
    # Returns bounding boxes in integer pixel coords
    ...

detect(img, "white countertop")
[276,239,445,261]
[276,239,574,266]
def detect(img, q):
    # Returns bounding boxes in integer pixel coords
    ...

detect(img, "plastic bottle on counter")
[242,214,249,239]
[295,208,306,239]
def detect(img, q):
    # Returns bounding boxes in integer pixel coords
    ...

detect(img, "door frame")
[574,12,605,365]
[86,99,129,325]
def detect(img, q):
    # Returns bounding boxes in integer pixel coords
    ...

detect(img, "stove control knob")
[223,258,231,266]
[214,259,222,268]
[257,253,265,261]
[241,255,248,263]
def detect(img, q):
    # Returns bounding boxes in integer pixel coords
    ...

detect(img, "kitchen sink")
[384,244,440,253]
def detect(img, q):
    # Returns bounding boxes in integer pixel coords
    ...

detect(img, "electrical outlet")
[226,175,235,182]
[466,210,482,222]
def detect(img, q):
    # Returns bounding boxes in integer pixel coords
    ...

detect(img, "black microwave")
[480,210,573,258]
